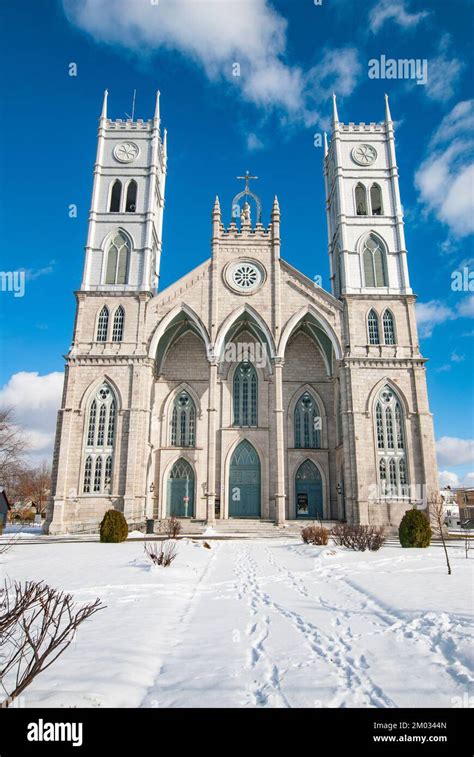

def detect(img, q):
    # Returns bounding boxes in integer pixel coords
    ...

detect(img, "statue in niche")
[240,201,251,225]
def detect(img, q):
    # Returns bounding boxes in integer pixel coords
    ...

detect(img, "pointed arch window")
[374,385,408,497]
[382,310,396,345]
[294,392,321,448]
[233,362,257,427]
[96,306,109,342]
[105,232,130,285]
[107,400,116,447]
[104,456,113,490]
[112,306,124,342]
[83,456,93,494]
[376,403,384,449]
[368,309,380,344]
[87,401,97,446]
[370,184,383,215]
[379,459,387,495]
[355,183,367,216]
[170,391,196,447]
[363,234,388,287]
[109,180,122,212]
[83,382,117,494]
[93,457,102,492]
[125,180,137,213]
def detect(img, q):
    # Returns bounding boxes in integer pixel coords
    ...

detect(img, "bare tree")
[15,461,51,516]
[0,409,28,486]
[462,522,471,559]
[430,496,452,575]
[0,579,104,707]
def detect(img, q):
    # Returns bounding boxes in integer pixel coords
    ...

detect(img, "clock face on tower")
[351,144,377,166]
[113,142,140,163]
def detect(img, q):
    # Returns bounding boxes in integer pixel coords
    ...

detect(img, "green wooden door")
[229,441,261,517]
[295,460,323,519]
[167,459,194,517]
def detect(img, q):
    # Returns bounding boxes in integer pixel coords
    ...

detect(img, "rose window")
[232,264,259,290]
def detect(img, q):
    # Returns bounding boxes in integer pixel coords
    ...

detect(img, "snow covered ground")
[1,537,472,708]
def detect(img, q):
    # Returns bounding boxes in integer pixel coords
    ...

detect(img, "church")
[45,91,439,534]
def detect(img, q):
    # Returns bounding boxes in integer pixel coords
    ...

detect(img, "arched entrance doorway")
[295,460,323,519]
[166,458,194,517]
[229,440,261,517]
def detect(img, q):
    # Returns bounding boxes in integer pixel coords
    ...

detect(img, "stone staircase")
[172,518,342,539]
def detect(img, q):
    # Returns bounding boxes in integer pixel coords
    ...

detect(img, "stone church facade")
[45,91,439,535]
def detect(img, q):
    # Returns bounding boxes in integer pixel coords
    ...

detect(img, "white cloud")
[0,372,64,464]
[62,0,361,123]
[438,470,460,488]
[436,436,474,467]
[369,0,429,33]
[463,472,474,487]
[458,294,474,318]
[415,100,474,238]
[416,296,474,338]
[415,300,456,338]
[439,470,474,488]
[423,34,464,104]
[305,48,362,103]
[435,350,465,372]
[430,100,474,146]
[425,56,463,104]
[23,260,55,282]
[246,133,264,152]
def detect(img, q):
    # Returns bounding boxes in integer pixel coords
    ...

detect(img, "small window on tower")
[109,180,122,212]
[125,180,137,212]
[370,184,383,215]
[355,183,367,216]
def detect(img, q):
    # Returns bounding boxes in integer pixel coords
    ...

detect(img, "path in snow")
[2,538,472,708]
[140,541,473,708]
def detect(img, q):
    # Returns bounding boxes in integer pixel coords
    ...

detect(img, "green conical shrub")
[399,508,431,548]
[99,509,128,543]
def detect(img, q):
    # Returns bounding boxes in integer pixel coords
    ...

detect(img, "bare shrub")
[161,516,182,539]
[331,523,386,552]
[429,497,452,575]
[0,579,104,707]
[144,540,177,567]
[366,527,386,551]
[13,507,36,524]
[301,524,330,546]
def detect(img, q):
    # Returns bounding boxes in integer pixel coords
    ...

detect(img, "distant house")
[0,488,11,527]
[455,488,474,527]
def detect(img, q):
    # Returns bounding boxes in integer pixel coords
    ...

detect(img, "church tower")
[46,92,167,535]
[324,94,410,297]
[81,90,167,293]
[324,95,438,525]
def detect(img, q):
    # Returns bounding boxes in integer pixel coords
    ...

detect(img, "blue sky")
[0,0,472,485]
